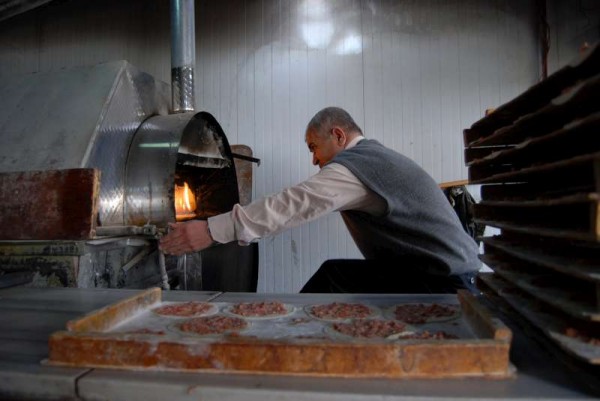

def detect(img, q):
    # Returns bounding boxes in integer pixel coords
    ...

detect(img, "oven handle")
[231,152,261,166]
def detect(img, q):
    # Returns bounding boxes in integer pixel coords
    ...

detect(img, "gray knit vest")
[331,139,481,276]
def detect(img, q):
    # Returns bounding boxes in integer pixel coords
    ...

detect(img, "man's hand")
[159,220,215,256]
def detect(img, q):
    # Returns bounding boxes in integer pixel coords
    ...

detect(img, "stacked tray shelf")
[463,42,600,366]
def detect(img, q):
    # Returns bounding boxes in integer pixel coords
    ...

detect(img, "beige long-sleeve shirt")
[208,136,386,245]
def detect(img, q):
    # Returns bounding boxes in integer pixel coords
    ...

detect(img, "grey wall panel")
[0,0,554,293]
[0,12,40,76]
[547,0,600,75]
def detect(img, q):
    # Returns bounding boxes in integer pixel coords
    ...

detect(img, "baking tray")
[45,288,514,378]
[481,253,600,321]
[478,273,600,365]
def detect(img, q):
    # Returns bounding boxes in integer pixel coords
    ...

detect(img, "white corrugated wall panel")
[0,0,549,293]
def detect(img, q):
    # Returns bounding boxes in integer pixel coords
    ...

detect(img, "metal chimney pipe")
[170,0,196,113]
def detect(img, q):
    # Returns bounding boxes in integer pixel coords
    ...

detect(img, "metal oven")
[0,61,258,293]
[0,0,258,293]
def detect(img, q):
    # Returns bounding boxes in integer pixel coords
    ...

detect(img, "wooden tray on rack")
[478,273,600,365]
[46,288,514,379]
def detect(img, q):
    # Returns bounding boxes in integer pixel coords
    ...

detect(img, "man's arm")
[159,163,382,255]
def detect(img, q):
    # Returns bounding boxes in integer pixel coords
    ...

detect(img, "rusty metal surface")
[0,168,100,240]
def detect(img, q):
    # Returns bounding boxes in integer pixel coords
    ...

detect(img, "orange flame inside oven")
[175,181,197,221]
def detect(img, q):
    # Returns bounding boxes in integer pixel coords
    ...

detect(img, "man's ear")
[331,126,346,145]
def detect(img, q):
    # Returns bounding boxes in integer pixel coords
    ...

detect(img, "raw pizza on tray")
[306,302,375,321]
[151,301,217,317]
[174,315,248,336]
[225,300,294,319]
[390,303,461,324]
[330,318,415,339]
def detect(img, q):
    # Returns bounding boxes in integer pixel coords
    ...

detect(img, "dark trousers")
[299,259,477,294]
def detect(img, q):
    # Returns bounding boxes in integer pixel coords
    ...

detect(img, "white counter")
[0,287,597,400]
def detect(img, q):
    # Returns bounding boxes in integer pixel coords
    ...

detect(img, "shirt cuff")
[207,213,236,244]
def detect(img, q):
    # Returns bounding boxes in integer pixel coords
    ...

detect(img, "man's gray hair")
[306,107,363,137]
